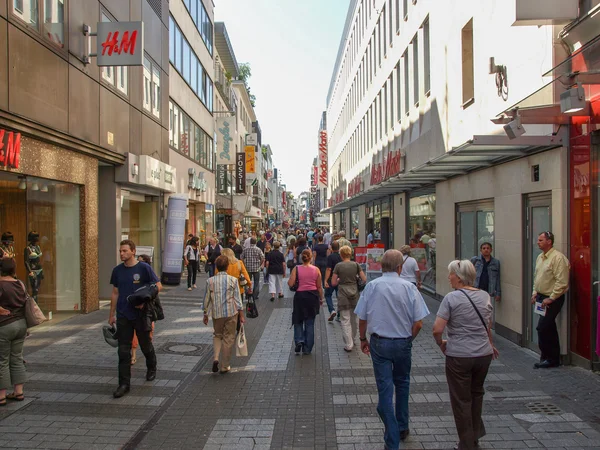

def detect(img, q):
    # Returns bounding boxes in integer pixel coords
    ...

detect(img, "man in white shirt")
[323,228,332,246]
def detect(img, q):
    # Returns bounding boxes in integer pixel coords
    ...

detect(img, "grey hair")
[447,260,476,286]
[339,230,346,237]
[381,249,403,273]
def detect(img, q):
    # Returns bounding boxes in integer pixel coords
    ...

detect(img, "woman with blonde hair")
[218,248,251,299]
[399,245,421,288]
[433,260,499,450]
[331,245,366,352]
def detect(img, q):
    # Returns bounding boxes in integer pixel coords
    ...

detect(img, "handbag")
[246,297,259,318]
[356,263,366,292]
[19,281,46,328]
[236,324,248,357]
[289,266,300,292]
[238,262,248,286]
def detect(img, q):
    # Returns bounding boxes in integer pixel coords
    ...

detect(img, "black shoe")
[534,360,559,369]
[212,360,219,373]
[400,429,410,441]
[113,385,130,398]
[295,343,303,354]
[278,294,284,298]
[146,368,157,381]
[270,296,275,302]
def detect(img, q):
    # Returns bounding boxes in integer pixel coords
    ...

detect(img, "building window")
[403,50,409,115]
[396,0,401,32]
[13,0,39,30]
[101,12,127,96]
[395,64,401,122]
[403,0,408,20]
[457,201,495,260]
[461,19,474,107]
[13,1,67,47]
[169,100,214,171]
[382,5,387,56]
[412,34,419,106]
[143,56,160,118]
[182,0,214,55]
[388,0,393,43]
[423,18,431,95]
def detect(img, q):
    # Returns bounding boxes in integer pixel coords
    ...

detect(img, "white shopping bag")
[236,325,248,357]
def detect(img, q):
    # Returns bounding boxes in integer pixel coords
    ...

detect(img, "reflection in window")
[152,65,161,118]
[143,56,161,118]
[169,100,214,171]
[13,0,38,29]
[101,12,127,96]
[43,0,64,47]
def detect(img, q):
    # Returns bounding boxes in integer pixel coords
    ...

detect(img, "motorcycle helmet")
[102,325,118,348]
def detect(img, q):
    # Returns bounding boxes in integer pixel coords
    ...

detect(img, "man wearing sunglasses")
[531,231,569,369]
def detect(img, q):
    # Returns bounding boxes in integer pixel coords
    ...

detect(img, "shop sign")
[139,155,176,192]
[246,133,258,146]
[318,130,328,188]
[236,152,246,194]
[245,145,255,174]
[187,168,207,193]
[216,117,235,165]
[333,190,345,204]
[0,129,21,169]
[96,21,144,67]
[217,164,228,194]
[370,151,404,186]
[347,176,363,198]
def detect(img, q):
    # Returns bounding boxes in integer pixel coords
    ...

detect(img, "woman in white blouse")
[399,245,421,289]
[183,237,200,290]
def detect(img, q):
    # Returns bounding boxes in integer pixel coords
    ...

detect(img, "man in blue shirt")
[355,249,430,450]
[109,240,162,398]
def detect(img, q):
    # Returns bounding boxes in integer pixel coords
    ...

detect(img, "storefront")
[365,196,394,249]
[408,190,436,292]
[0,128,99,320]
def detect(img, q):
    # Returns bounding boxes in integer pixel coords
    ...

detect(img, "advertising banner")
[216,117,235,165]
[355,247,367,273]
[161,195,187,285]
[245,146,255,173]
[217,164,228,194]
[236,152,246,194]
[366,247,384,281]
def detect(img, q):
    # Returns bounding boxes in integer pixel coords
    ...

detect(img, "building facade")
[323,0,580,362]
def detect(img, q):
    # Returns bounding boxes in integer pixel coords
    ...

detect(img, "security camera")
[503,117,525,140]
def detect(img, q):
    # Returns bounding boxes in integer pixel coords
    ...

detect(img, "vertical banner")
[217,164,228,193]
[318,130,328,188]
[244,146,255,173]
[236,152,246,194]
[216,117,235,165]
[161,195,187,285]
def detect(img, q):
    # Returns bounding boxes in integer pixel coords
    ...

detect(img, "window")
[403,50,409,115]
[382,5,387,56]
[388,0,393,43]
[412,34,419,106]
[169,17,175,62]
[396,0,401,32]
[423,18,431,94]
[43,0,64,47]
[101,12,127,95]
[461,19,474,106]
[169,100,215,171]
[182,0,214,54]
[457,201,495,260]
[13,0,39,29]
[395,64,401,122]
[403,0,408,20]
[143,56,161,118]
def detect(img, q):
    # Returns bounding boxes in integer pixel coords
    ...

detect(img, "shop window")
[121,192,160,273]
[143,56,160,118]
[423,17,431,95]
[13,0,66,48]
[457,201,495,260]
[101,12,128,96]
[0,172,81,318]
[409,192,436,291]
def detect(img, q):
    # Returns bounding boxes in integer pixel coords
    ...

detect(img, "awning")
[321,134,563,214]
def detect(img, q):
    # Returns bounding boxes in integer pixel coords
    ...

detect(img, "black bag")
[127,283,159,307]
[246,297,259,318]
[356,263,366,292]
[148,296,165,321]
[286,259,295,269]
[289,266,300,292]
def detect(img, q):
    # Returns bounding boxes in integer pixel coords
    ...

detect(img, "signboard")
[371,151,404,186]
[355,247,367,273]
[138,155,176,192]
[246,133,258,146]
[161,196,187,284]
[97,21,144,67]
[0,129,21,169]
[217,164,228,194]
[216,117,235,165]
[318,130,328,188]
[244,146,255,173]
[348,175,363,198]
[235,152,246,194]
[366,247,384,281]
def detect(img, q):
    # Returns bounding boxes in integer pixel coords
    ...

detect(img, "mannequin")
[0,232,16,258]
[24,231,43,303]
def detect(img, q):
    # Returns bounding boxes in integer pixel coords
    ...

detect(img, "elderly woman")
[204,256,245,374]
[218,248,251,299]
[0,258,28,404]
[288,249,323,355]
[331,245,367,352]
[399,245,421,288]
[433,260,499,450]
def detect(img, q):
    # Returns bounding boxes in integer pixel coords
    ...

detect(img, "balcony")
[512,0,578,26]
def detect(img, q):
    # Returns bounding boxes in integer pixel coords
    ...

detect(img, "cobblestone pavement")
[1,271,600,449]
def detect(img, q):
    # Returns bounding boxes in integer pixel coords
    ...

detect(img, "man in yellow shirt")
[530,231,569,369]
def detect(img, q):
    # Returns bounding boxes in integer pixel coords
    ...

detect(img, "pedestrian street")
[1,277,599,450]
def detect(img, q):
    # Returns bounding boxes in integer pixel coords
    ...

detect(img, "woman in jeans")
[331,245,367,352]
[183,237,200,291]
[287,249,323,355]
[0,258,28,405]
[433,260,499,450]
[312,234,329,287]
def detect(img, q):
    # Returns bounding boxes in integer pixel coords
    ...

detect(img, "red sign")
[101,30,138,58]
[0,129,21,169]
[370,151,403,186]
[347,176,363,198]
[334,190,345,204]
[318,131,328,188]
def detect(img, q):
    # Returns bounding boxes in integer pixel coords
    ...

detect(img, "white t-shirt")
[400,255,420,283]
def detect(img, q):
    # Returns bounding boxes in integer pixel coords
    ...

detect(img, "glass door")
[524,192,552,352]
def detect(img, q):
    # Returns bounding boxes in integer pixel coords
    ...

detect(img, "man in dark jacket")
[471,242,501,302]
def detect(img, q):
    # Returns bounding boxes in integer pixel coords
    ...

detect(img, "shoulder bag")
[289,266,300,291]
[238,261,248,286]
[356,263,366,292]
[19,281,46,328]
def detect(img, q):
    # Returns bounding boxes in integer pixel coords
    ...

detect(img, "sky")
[214,0,350,197]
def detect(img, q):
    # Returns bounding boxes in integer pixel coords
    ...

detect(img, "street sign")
[96,21,144,67]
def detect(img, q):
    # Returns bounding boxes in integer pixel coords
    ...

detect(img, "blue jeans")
[207,263,215,278]
[370,335,413,450]
[293,318,315,354]
[325,286,338,313]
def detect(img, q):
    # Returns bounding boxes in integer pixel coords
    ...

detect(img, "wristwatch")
[360,337,367,342]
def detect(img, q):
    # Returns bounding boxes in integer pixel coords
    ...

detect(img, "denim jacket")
[470,255,501,297]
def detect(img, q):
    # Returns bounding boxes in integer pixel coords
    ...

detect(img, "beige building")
[323,0,575,354]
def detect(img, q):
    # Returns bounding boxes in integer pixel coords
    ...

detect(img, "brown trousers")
[446,355,493,450]
[212,314,238,369]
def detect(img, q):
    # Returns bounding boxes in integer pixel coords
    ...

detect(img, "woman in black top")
[266,241,286,301]
[312,234,330,287]
[295,237,308,265]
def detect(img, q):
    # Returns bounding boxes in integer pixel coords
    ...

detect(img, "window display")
[409,192,436,291]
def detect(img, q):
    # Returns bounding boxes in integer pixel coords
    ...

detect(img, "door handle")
[594,281,600,286]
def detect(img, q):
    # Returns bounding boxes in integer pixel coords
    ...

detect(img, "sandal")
[6,392,24,401]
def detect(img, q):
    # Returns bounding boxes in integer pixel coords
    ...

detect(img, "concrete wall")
[393,193,407,249]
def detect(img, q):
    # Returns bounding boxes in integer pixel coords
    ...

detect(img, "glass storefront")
[365,196,394,248]
[351,207,360,241]
[121,191,161,272]
[0,172,81,319]
[409,191,436,291]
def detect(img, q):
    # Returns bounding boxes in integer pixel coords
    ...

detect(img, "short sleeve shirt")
[400,256,420,283]
[436,289,493,358]
[110,262,159,320]
[266,250,285,275]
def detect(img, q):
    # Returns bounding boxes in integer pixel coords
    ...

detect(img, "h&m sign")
[0,129,21,169]
[96,21,144,66]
